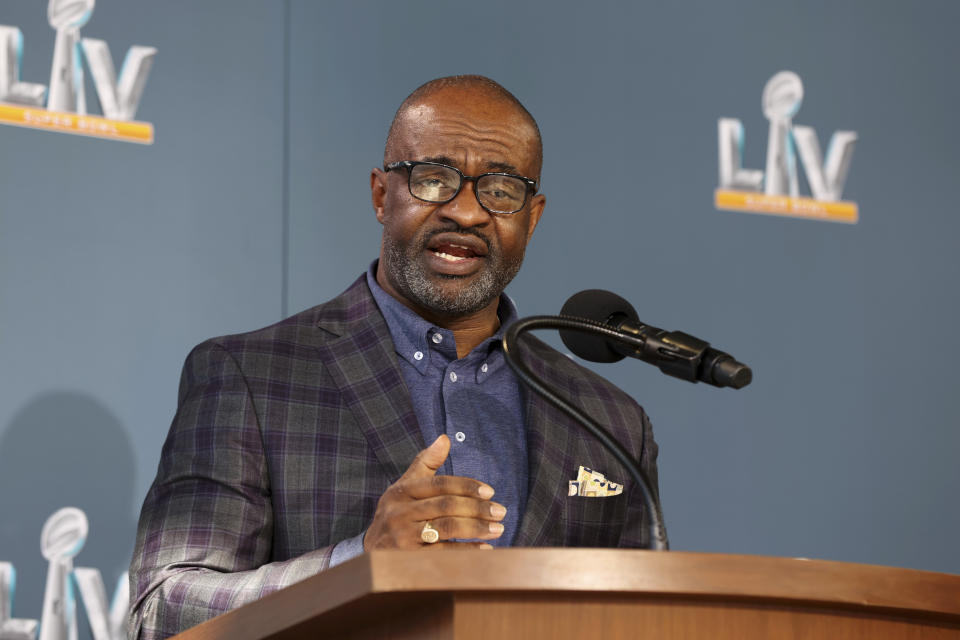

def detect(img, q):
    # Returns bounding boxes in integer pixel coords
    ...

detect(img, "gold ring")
[420,521,439,544]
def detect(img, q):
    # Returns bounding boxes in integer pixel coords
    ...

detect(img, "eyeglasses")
[385,160,538,215]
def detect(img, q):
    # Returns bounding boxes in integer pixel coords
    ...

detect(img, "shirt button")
[455,431,466,442]
[481,363,488,373]
[432,333,443,344]
[449,371,458,382]
[413,351,423,361]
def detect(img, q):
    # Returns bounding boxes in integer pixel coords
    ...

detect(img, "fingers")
[407,495,507,522]
[402,434,452,479]
[425,516,505,542]
[423,541,495,551]
[398,435,494,499]
[400,475,495,501]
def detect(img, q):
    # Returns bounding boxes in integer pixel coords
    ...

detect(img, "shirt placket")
[429,328,459,477]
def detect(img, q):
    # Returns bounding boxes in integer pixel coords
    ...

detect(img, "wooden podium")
[172,550,960,639]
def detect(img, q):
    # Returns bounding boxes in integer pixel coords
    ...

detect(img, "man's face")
[371,89,546,319]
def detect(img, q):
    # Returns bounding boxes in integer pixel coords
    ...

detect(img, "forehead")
[392,90,540,176]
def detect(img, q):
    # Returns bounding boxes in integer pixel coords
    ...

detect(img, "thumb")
[404,434,450,478]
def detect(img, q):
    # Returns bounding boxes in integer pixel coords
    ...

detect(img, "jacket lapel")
[313,276,425,482]
[512,334,585,546]
[512,336,633,548]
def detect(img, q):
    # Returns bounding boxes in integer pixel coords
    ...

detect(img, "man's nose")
[437,180,491,228]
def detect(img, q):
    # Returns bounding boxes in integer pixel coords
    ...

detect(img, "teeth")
[435,251,467,262]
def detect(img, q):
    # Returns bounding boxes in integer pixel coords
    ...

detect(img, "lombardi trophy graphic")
[46,0,95,113]
[761,71,803,197]
[38,508,87,640]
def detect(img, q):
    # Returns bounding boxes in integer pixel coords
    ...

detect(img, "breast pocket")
[564,493,627,547]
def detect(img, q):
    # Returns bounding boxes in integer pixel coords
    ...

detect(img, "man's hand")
[363,435,507,550]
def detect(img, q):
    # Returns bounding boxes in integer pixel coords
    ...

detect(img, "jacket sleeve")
[128,341,333,640]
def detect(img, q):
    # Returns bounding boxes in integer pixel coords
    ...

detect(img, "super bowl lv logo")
[715,71,859,224]
[0,0,157,144]
[1,509,128,640]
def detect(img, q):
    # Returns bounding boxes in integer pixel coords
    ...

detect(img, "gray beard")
[381,233,524,317]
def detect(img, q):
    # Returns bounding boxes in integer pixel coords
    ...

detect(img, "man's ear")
[525,193,546,241]
[371,168,387,223]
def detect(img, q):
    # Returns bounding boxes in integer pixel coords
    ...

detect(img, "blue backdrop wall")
[2,0,958,634]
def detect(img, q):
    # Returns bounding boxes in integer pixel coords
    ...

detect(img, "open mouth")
[425,233,489,268]
[421,232,490,278]
[431,243,481,262]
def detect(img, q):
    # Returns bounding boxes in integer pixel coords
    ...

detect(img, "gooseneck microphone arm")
[502,315,669,551]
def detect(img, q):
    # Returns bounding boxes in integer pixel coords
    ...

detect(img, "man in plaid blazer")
[129,76,664,639]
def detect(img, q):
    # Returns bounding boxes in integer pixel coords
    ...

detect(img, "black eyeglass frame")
[384,160,539,215]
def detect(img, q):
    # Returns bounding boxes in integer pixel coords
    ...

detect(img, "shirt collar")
[366,261,519,378]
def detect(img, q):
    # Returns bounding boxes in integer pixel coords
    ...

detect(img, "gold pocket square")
[568,465,623,497]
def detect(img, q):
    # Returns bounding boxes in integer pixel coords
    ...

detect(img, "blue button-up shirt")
[330,264,529,564]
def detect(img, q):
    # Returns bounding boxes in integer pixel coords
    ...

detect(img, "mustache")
[420,222,492,252]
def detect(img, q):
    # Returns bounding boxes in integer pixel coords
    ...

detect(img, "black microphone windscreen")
[559,289,639,363]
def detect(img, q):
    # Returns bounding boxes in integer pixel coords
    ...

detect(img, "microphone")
[559,290,753,389]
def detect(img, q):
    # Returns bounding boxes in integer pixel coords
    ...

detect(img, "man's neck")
[435,307,501,359]
[374,266,502,359]
[396,299,499,359]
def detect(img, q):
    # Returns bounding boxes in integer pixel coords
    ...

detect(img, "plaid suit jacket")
[129,275,664,639]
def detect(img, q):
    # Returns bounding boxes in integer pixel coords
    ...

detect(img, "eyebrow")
[420,156,521,176]
[484,160,520,174]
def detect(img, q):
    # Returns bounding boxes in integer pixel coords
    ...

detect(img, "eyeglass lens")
[408,164,527,213]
